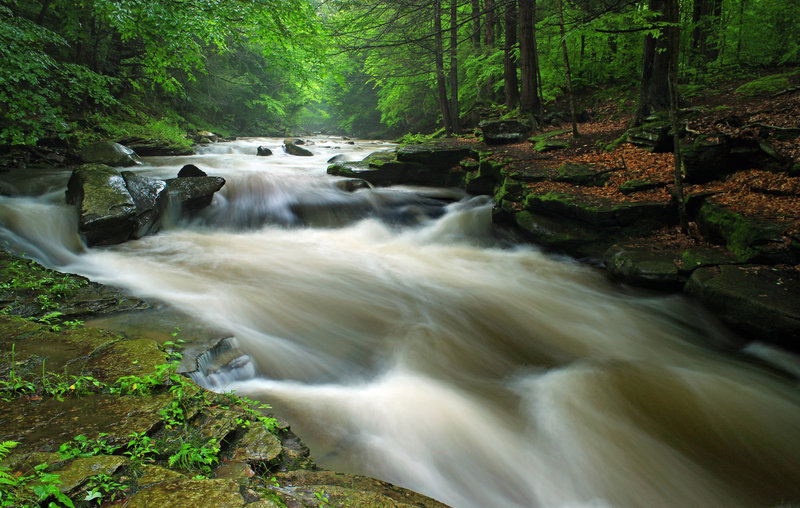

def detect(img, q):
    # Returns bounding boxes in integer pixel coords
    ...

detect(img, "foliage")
[734,73,794,96]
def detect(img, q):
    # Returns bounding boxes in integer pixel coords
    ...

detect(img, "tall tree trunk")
[634,0,673,125]
[503,0,520,109]
[557,0,578,136]
[692,0,722,66]
[471,0,482,48]
[449,0,460,133]
[667,0,687,232]
[484,0,496,47]
[434,0,453,134]
[518,0,540,118]
[736,0,746,62]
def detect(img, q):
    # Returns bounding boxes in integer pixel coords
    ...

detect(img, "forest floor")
[468,71,800,251]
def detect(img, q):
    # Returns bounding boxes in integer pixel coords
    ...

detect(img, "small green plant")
[58,434,121,460]
[0,345,35,400]
[314,488,331,506]
[167,438,220,474]
[82,473,127,504]
[0,443,73,508]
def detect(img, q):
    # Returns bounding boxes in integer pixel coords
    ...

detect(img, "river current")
[1,137,799,508]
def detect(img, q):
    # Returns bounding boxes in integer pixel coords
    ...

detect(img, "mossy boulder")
[696,202,795,263]
[553,162,613,187]
[478,118,533,144]
[514,210,610,259]
[117,137,194,157]
[522,191,676,228]
[619,179,665,194]
[78,141,141,167]
[283,142,313,156]
[628,115,677,153]
[604,245,685,291]
[396,144,473,167]
[685,265,800,351]
[65,164,138,246]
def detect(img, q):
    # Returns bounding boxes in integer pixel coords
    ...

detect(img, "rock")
[271,470,451,508]
[335,179,371,192]
[229,425,282,464]
[79,141,141,167]
[696,201,795,263]
[619,179,666,195]
[553,162,613,187]
[396,144,473,167]
[121,171,168,238]
[627,116,674,153]
[126,478,248,508]
[284,138,304,146]
[514,210,611,259]
[533,139,569,152]
[53,455,129,494]
[523,190,676,228]
[685,265,800,351]
[178,164,207,178]
[283,143,313,157]
[479,118,533,144]
[682,139,732,184]
[327,159,461,187]
[257,146,273,156]
[117,137,194,156]
[678,246,738,273]
[195,131,218,143]
[165,176,226,213]
[327,154,346,163]
[604,245,685,291]
[65,164,138,246]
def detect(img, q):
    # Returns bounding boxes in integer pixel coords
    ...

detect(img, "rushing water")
[2,138,800,508]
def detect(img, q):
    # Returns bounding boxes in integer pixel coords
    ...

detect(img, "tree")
[503,0,520,108]
[634,0,675,125]
[518,0,541,118]
[556,0,579,136]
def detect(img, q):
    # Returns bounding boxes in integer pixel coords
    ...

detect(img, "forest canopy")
[1,0,798,146]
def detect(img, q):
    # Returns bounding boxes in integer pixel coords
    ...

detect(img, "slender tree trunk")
[557,0,578,136]
[667,0,687,232]
[449,0,460,133]
[471,0,482,48]
[634,0,672,125]
[504,0,520,109]
[518,0,540,119]
[434,0,453,134]
[484,0,496,47]
[736,0,746,62]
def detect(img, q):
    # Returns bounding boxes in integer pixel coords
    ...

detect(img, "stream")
[1,137,800,508]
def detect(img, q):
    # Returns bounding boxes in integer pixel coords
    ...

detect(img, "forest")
[1,0,798,147]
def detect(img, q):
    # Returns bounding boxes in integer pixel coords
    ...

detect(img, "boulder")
[327,158,462,187]
[479,119,533,144]
[65,164,138,246]
[335,179,372,192]
[682,139,732,184]
[327,154,346,163]
[396,144,473,167]
[78,141,141,167]
[604,245,685,291]
[165,176,226,212]
[553,162,613,187]
[121,172,169,238]
[685,265,800,351]
[627,116,675,153]
[256,146,273,156]
[696,201,795,263]
[284,138,304,146]
[195,131,218,143]
[178,164,207,178]
[117,137,194,156]
[284,143,313,157]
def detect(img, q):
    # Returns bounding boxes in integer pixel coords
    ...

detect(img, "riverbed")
[2,137,799,508]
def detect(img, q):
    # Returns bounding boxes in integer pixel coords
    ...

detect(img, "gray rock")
[479,119,533,144]
[284,143,313,156]
[257,146,273,156]
[327,154,346,163]
[121,172,168,238]
[178,164,207,177]
[396,144,473,167]
[65,164,138,246]
[79,141,141,167]
[604,245,685,291]
[165,176,226,212]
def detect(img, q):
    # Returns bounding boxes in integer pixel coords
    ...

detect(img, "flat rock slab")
[396,144,473,167]
[604,245,685,291]
[272,470,452,508]
[523,190,676,228]
[685,265,800,351]
[126,478,254,508]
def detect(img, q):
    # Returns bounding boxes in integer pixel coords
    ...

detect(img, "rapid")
[1,137,799,508]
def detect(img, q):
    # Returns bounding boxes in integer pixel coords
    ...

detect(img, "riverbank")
[328,74,800,353]
[0,250,449,507]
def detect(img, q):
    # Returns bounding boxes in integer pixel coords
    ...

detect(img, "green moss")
[734,74,792,96]
[698,203,783,261]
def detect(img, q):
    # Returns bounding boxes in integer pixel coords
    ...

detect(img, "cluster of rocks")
[65,163,224,246]
[328,134,799,352]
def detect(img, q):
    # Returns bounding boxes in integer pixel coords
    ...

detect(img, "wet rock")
[121,171,168,238]
[178,164,207,178]
[65,164,138,246]
[479,119,533,144]
[117,137,194,156]
[685,265,800,351]
[79,141,141,167]
[335,178,371,192]
[522,190,676,228]
[327,154,346,163]
[604,245,685,291]
[126,478,248,508]
[85,338,167,382]
[514,210,610,259]
[138,465,185,487]
[327,159,461,187]
[257,146,273,157]
[396,144,473,168]
[272,470,451,508]
[53,455,128,494]
[284,138,304,146]
[696,201,795,263]
[283,143,313,157]
[165,176,226,213]
[230,425,282,464]
[194,131,218,143]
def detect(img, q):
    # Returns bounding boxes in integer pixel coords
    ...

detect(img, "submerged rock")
[65,164,138,246]
[165,176,226,212]
[79,141,141,167]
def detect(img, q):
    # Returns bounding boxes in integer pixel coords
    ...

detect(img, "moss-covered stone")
[678,246,738,273]
[696,202,793,263]
[684,265,800,351]
[619,179,665,194]
[734,74,793,96]
[52,455,129,494]
[126,478,248,507]
[553,162,612,186]
[137,464,185,486]
[604,245,685,291]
